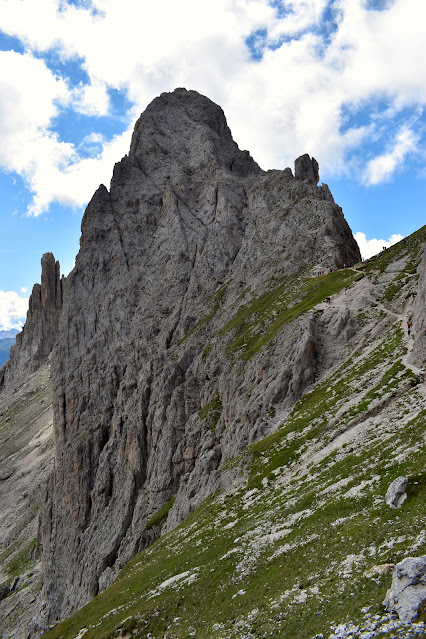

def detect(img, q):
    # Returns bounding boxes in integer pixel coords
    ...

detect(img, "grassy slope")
[43,230,426,639]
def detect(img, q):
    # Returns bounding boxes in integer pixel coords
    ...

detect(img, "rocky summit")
[0,89,425,639]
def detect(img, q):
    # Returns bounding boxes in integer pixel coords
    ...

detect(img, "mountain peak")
[127,87,261,180]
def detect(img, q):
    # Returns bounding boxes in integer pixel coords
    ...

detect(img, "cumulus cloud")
[354,232,404,260]
[0,290,29,331]
[72,79,110,116]
[363,126,418,185]
[0,0,425,213]
[27,128,132,215]
[0,50,75,213]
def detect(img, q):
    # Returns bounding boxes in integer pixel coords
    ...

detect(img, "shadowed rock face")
[0,253,63,391]
[39,88,361,621]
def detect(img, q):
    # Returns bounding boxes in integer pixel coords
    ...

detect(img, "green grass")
[145,498,176,530]
[220,269,363,361]
[361,225,425,275]
[44,406,426,639]
[199,394,222,431]
[6,538,40,577]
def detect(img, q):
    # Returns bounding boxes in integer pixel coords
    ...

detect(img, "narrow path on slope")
[316,269,423,379]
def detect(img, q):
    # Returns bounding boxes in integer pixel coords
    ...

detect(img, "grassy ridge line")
[360,225,425,275]
[43,315,425,639]
[220,269,363,361]
[181,269,362,360]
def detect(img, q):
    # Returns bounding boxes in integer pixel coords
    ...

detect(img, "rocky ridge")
[38,88,361,622]
[409,244,426,368]
[0,255,60,638]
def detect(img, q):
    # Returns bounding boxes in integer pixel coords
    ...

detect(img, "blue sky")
[0,0,425,329]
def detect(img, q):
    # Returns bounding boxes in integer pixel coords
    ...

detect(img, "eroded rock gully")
[38,88,361,621]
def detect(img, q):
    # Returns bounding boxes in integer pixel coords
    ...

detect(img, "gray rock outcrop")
[409,245,426,368]
[0,253,64,391]
[39,88,361,622]
[384,555,426,623]
[294,153,319,184]
[385,476,408,509]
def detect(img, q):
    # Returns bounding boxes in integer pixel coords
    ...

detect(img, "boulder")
[384,555,426,623]
[385,476,408,508]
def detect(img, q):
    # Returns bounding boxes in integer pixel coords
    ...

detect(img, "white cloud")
[354,232,404,260]
[72,79,110,116]
[363,126,418,185]
[27,128,132,215]
[20,287,28,293]
[80,132,105,145]
[0,50,75,213]
[0,49,132,216]
[0,290,29,331]
[267,0,329,39]
[0,0,425,213]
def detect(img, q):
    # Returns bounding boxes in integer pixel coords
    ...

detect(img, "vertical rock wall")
[409,244,426,367]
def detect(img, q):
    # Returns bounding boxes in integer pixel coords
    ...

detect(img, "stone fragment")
[363,563,394,578]
[0,467,15,481]
[10,576,20,591]
[384,555,426,623]
[385,476,408,508]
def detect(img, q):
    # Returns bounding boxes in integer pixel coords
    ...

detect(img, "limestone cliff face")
[40,88,361,620]
[0,253,63,391]
[409,245,426,367]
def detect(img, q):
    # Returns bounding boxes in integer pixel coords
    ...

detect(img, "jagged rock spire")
[0,253,64,391]
[294,154,320,184]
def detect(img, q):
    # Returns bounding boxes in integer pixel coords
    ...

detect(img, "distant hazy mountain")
[0,329,19,366]
[0,328,19,339]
